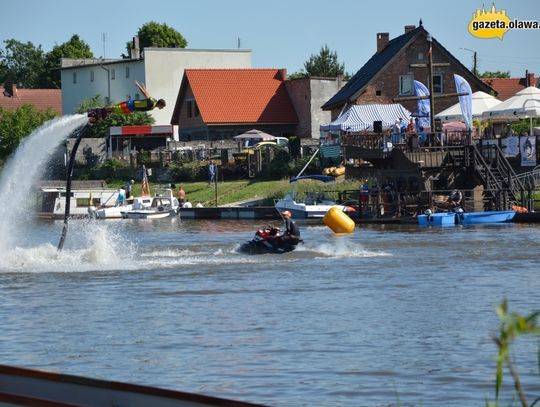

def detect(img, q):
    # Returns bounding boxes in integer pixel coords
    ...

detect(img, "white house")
[60,47,251,139]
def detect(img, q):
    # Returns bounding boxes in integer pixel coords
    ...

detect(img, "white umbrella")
[482,86,540,135]
[435,91,501,122]
[233,129,276,141]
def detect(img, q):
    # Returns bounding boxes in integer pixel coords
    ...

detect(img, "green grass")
[107,178,362,206]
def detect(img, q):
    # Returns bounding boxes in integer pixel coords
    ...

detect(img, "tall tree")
[0,105,57,161]
[0,39,46,88]
[125,21,187,57]
[43,35,94,88]
[303,44,348,78]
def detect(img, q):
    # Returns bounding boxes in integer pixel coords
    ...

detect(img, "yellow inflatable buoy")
[323,206,355,234]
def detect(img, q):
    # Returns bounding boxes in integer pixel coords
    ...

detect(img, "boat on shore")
[121,189,179,219]
[274,175,351,219]
[0,364,265,407]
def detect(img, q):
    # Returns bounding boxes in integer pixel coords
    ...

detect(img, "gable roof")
[172,69,298,125]
[482,75,539,101]
[322,25,493,110]
[0,85,62,114]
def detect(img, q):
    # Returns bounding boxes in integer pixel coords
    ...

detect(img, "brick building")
[171,69,298,141]
[322,22,493,120]
[483,71,539,101]
[0,83,62,114]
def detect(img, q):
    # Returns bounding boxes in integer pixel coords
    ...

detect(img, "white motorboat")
[91,202,134,219]
[274,175,351,219]
[121,189,179,219]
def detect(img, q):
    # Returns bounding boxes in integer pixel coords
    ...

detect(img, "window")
[186,99,193,117]
[111,69,116,80]
[194,101,199,117]
[399,74,414,95]
[375,90,382,96]
[72,72,77,84]
[433,74,443,94]
[90,71,94,82]
[125,67,130,78]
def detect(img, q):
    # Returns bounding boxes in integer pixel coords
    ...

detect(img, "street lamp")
[461,48,478,76]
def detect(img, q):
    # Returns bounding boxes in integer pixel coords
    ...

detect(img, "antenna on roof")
[419,18,423,26]
[102,33,106,59]
[237,37,241,49]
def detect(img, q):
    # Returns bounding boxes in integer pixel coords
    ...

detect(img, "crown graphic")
[468,3,511,40]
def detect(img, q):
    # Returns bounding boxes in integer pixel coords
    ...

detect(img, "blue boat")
[417,212,456,227]
[458,210,516,224]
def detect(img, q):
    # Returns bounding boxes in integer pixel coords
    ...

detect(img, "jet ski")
[239,227,301,254]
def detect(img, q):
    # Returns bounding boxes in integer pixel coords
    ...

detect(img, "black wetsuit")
[281,218,300,244]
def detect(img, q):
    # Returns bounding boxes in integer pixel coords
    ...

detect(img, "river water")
[1,217,540,407]
[1,116,540,406]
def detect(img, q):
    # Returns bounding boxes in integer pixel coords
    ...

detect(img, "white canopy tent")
[435,91,501,122]
[233,129,276,141]
[482,86,540,134]
[320,103,412,132]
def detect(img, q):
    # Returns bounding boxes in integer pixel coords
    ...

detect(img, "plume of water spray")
[0,114,87,250]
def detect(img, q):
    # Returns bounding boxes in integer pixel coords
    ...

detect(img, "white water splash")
[0,221,130,273]
[0,114,87,250]
[300,235,391,258]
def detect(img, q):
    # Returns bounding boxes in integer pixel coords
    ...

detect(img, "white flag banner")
[520,136,537,166]
[503,136,519,157]
[414,80,431,129]
[453,74,473,130]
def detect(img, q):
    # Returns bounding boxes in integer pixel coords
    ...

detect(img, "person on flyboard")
[87,81,165,123]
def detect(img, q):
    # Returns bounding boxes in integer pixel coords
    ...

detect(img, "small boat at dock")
[274,175,351,219]
[418,209,516,226]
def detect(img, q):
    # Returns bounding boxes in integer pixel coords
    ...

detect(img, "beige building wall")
[61,48,251,140]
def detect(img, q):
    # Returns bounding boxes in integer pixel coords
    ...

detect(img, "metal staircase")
[445,144,525,209]
[467,144,525,209]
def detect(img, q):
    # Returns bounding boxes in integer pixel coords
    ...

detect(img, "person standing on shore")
[177,185,186,206]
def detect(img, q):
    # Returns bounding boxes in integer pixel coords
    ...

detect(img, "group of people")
[391,117,427,147]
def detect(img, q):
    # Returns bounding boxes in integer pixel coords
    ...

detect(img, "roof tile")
[184,69,298,124]
[0,88,62,114]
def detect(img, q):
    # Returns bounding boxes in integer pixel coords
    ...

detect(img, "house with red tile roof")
[0,84,62,114]
[171,69,298,141]
[482,72,539,101]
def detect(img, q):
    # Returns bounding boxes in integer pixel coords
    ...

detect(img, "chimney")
[404,25,415,33]
[131,36,140,60]
[278,68,287,81]
[526,71,535,87]
[2,83,15,97]
[377,33,389,53]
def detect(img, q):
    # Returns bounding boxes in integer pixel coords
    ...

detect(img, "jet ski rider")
[278,210,300,244]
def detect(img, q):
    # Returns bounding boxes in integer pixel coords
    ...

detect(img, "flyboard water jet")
[57,81,166,250]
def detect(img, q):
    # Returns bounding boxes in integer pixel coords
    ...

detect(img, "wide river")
[1,217,539,406]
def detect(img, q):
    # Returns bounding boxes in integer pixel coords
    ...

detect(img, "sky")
[2,0,539,78]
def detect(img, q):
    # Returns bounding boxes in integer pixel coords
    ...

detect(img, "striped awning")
[320,104,411,132]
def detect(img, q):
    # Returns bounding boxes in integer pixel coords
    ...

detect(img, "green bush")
[169,161,205,182]
[98,158,129,171]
